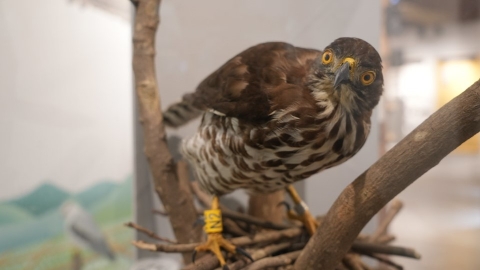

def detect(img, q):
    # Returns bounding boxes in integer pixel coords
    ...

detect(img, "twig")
[182,254,217,270]
[352,242,421,259]
[295,79,480,269]
[132,240,191,252]
[342,253,363,270]
[243,250,301,270]
[361,253,403,270]
[370,200,403,242]
[226,242,292,270]
[359,260,373,270]
[133,227,302,253]
[125,222,177,244]
[223,218,250,236]
[376,234,396,245]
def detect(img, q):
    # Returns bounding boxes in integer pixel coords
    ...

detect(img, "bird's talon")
[192,249,197,263]
[235,247,254,262]
[277,201,291,211]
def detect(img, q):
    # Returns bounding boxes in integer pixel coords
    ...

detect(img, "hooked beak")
[334,62,351,88]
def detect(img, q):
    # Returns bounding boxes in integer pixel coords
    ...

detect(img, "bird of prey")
[61,201,116,261]
[163,37,383,268]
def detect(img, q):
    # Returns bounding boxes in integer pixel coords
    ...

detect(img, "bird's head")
[313,37,383,112]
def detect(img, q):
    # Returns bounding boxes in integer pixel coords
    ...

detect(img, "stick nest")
[126,183,418,270]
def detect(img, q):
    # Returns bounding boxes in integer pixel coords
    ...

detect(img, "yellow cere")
[342,57,356,72]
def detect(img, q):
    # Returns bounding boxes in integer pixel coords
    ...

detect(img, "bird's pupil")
[325,54,330,61]
[364,74,370,80]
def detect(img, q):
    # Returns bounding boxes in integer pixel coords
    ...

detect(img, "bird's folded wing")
[186,42,322,124]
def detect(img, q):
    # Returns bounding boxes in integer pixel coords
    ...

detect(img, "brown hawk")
[164,37,383,268]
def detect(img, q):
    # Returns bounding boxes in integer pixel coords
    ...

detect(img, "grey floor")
[390,154,480,270]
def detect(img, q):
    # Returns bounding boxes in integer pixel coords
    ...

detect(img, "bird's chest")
[182,109,366,195]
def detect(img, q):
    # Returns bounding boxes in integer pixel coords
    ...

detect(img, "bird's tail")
[163,98,202,128]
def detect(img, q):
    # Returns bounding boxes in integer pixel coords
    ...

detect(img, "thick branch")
[131,0,201,263]
[295,80,480,269]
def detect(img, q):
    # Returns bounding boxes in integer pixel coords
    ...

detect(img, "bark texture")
[248,190,286,224]
[131,0,202,263]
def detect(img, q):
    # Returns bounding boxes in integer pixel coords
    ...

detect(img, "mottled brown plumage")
[164,37,383,196]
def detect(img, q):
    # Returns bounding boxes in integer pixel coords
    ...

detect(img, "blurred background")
[381,0,480,269]
[0,0,479,270]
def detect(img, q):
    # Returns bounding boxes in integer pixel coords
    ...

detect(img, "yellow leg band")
[204,209,223,234]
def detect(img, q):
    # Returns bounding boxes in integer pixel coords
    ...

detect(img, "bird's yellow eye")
[360,71,376,85]
[322,50,333,65]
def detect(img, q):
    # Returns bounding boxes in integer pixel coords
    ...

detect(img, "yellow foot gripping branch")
[282,185,319,235]
[192,196,253,269]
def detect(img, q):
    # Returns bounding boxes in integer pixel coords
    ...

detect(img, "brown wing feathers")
[163,42,322,127]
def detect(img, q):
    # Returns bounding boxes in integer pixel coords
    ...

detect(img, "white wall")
[0,0,133,198]
[390,20,480,60]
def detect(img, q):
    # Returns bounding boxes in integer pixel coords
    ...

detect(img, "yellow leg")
[285,185,319,235]
[193,196,252,267]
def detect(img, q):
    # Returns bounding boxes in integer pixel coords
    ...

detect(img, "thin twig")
[376,234,396,245]
[223,218,250,236]
[226,242,292,270]
[342,253,364,270]
[370,200,403,242]
[359,260,373,270]
[352,242,421,259]
[361,252,404,270]
[243,250,301,270]
[183,254,216,270]
[125,222,177,244]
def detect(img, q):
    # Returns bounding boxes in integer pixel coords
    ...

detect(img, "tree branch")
[125,222,177,244]
[370,200,403,242]
[352,242,420,259]
[131,0,202,263]
[227,242,292,270]
[243,250,301,270]
[295,80,480,269]
[132,227,302,253]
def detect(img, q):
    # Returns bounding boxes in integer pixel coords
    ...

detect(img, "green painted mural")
[0,176,134,270]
